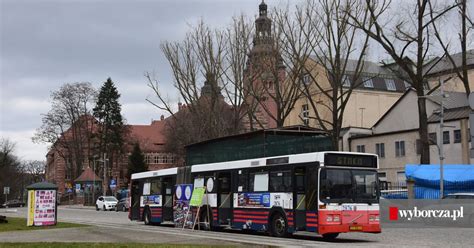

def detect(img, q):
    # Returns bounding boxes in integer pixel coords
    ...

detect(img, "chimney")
[160,115,164,121]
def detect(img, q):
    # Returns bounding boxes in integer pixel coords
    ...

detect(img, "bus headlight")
[326,214,341,223]
[369,214,380,222]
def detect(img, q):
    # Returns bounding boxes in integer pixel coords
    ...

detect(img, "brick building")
[45,115,175,197]
[242,0,285,130]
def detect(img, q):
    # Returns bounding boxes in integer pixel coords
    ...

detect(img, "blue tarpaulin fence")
[405,164,474,199]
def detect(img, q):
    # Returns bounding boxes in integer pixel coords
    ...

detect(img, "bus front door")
[161,177,175,222]
[294,166,307,230]
[130,181,142,220]
[217,172,232,225]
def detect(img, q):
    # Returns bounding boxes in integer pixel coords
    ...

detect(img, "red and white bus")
[129,151,381,239]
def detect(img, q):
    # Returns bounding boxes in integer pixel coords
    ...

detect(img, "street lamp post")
[419,77,451,199]
[93,158,96,204]
[96,155,109,196]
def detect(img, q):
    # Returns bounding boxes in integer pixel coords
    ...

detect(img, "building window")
[416,139,422,155]
[397,171,406,183]
[145,154,152,164]
[423,82,430,90]
[375,143,385,158]
[301,104,309,126]
[385,79,396,91]
[454,130,461,143]
[356,145,365,153]
[404,81,411,89]
[395,141,405,157]
[363,77,374,88]
[301,73,311,85]
[342,75,351,87]
[429,132,437,145]
[443,131,450,144]
[378,172,387,181]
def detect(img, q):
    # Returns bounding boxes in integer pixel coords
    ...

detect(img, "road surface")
[1,206,473,247]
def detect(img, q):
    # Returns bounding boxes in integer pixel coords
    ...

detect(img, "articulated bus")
[129,151,381,239]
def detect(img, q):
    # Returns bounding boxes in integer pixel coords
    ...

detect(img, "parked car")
[96,196,118,211]
[115,197,129,212]
[1,199,25,208]
[442,193,474,199]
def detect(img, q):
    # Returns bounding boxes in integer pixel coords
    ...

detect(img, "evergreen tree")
[128,143,147,178]
[93,78,125,153]
[93,78,126,191]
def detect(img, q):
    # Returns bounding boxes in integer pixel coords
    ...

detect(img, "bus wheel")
[144,209,152,225]
[322,233,339,240]
[270,212,288,237]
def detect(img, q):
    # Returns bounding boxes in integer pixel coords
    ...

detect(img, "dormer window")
[342,75,351,87]
[363,77,374,88]
[385,78,396,91]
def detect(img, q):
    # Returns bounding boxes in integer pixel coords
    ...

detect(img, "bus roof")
[191,151,378,173]
[131,167,178,180]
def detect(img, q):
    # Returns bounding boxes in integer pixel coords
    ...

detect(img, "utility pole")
[103,153,107,196]
[93,158,96,204]
[439,79,445,199]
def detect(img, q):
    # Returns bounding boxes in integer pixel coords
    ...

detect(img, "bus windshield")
[320,168,378,204]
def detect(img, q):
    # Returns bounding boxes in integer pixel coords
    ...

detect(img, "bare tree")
[20,160,45,184]
[146,19,252,160]
[33,82,97,180]
[348,0,457,164]
[276,0,371,149]
[430,0,473,95]
[0,138,22,202]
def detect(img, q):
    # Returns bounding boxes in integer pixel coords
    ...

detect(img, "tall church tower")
[243,0,285,131]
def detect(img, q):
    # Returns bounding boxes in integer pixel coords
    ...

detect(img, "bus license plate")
[350,226,362,231]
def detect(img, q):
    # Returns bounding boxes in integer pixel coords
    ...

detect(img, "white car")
[96,196,118,211]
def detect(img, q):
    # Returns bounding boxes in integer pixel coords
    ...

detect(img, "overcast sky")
[1,0,294,161]
[0,0,468,162]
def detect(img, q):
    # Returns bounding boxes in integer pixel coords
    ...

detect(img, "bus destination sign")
[324,153,377,168]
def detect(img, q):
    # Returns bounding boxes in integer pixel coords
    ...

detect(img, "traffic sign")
[3,187,10,195]
[110,179,116,189]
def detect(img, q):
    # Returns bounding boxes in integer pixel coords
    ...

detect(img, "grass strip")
[0,217,87,233]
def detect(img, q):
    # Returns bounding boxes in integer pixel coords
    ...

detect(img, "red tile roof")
[127,119,168,152]
[75,166,101,182]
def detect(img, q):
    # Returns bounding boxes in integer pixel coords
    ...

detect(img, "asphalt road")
[1,206,474,247]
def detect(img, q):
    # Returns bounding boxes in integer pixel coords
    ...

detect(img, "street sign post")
[110,179,116,190]
[3,187,10,203]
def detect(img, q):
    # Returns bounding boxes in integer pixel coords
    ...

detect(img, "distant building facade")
[349,89,473,184]
[45,116,176,197]
[285,58,406,134]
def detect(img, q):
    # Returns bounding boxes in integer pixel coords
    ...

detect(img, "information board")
[27,189,56,226]
[189,187,205,207]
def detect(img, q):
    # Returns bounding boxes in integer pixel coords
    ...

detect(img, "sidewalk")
[59,204,95,210]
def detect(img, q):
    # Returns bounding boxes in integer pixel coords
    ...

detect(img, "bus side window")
[250,172,269,192]
[237,170,248,192]
[150,179,161,195]
[270,171,292,192]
